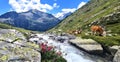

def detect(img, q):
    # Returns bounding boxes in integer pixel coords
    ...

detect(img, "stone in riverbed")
[113,48,120,62]
[69,37,103,53]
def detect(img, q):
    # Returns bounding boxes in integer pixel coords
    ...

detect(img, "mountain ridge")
[57,12,72,20]
[0,9,60,31]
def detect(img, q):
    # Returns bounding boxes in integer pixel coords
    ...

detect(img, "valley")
[0,0,120,62]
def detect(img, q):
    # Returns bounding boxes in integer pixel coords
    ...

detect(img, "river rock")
[113,48,120,62]
[70,37,103,53]
[60,33,76,39]
[55,36,69,43]
[0,29,41,62]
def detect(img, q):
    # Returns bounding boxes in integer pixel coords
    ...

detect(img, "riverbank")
[69,37,119,61]
[29,33,96,62]
[30,32,113,62]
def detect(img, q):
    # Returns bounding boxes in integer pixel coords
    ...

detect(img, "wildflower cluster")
[39,43,53,52]
[39,42,66,62]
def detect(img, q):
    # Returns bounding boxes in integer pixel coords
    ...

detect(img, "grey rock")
[61,33,76,39]
[0,29,26,43]
[70,37,103,51]
[0,29,41,62]
[113,48,120,62]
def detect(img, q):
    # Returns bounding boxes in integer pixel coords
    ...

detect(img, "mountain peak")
[27,9,43,14]
[29,9,40,12]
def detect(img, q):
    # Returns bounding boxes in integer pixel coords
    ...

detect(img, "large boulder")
[0,29,41,62]
[70,37,103,51]
[113,48,120,62]
[0,29,26,43]
[0,42,41,62]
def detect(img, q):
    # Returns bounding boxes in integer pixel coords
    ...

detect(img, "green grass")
[41,51,66,62]
[0,23,13,29]
[0,22,31,39]
[0,23,30,32]
[49,0,120,33]
[81,35,120,46]
[48,0,120,47]
[106,23,120,34]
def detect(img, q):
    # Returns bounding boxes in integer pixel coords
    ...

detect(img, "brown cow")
[91,25,104,36]
[68,29,82,35]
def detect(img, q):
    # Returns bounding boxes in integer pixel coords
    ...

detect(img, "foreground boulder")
[0,42,41,62]
[0,29,41,62]
[0,29,26,43]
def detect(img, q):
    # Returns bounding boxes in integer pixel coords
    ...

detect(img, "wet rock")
[55,36,69,43]
[48,35,56,40]
[60,33,76,39]
[113,48,120,62]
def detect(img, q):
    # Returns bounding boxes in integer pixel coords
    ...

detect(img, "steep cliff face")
[50,0,120,33]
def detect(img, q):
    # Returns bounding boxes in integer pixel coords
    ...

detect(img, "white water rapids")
[29,34,95,62]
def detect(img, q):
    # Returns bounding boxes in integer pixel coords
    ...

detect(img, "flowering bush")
[39,43,66,62]
[39,43,53,52]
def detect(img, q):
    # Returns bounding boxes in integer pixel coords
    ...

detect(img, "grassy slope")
[0,23,30,32]
[50,0,120,33]
[49,0,120,46]
[0,22,32,38]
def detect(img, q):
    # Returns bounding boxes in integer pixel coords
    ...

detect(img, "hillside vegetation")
[50,0,120,33]
[49,0,120,54]
[0,22,32,39]
[0,22,30,32]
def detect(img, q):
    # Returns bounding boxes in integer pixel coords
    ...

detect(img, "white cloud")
[62,8,76,13]
[54,1,86,19]
[53,3,60,8]
[77,2,86,9]
[9,0,59,13]
[53,8,76,18]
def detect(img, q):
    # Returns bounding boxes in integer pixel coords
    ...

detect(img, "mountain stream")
[29,33,104,62]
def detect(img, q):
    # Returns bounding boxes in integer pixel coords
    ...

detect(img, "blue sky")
[0,0,89,18]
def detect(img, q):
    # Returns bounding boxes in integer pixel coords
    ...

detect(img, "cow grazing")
[68,29,82,35]
[91,25,104,36]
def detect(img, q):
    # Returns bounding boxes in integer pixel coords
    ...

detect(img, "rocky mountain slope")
[0,9,60,31]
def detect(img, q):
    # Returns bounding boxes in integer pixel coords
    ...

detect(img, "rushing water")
[30,34,95,62]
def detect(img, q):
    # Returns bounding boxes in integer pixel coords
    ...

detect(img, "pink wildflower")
[40,43,47,52]
[56,51,62,55]
[47,46,53,51]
